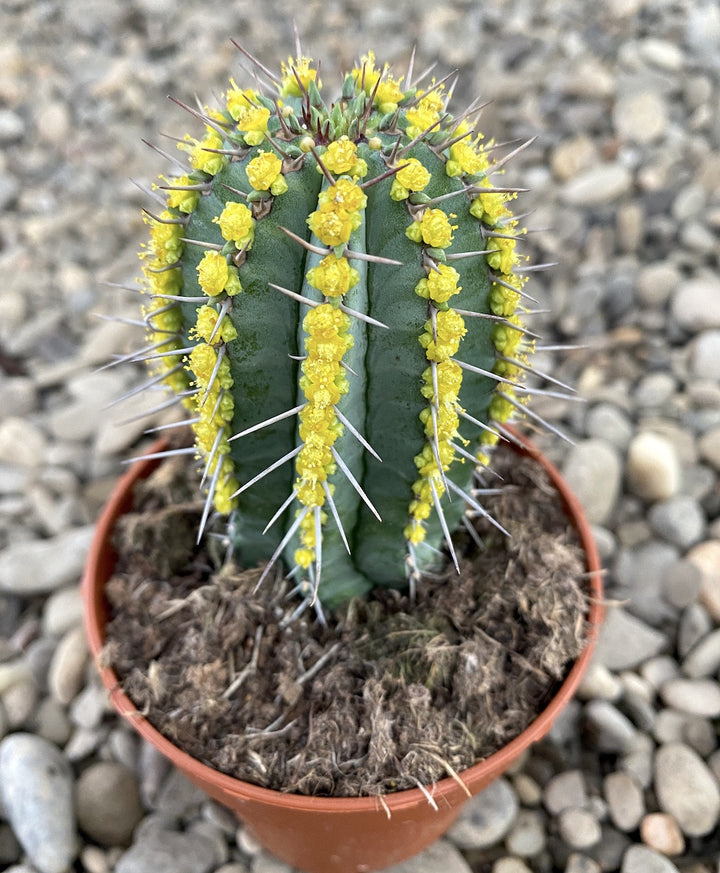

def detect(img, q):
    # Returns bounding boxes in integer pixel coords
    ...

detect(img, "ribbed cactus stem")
[137,50,538,610]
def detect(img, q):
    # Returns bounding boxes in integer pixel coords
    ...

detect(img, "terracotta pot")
[83,431,603,873]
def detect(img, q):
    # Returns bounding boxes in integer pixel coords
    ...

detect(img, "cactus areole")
[140,50,538,610]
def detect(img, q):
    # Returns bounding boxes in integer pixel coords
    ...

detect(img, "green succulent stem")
[139,50,535,610]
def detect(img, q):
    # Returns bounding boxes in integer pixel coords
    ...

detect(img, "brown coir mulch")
[103,443,589,797]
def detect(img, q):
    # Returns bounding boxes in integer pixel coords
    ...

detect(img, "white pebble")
[654,742,720,837]
[626,432,680,502]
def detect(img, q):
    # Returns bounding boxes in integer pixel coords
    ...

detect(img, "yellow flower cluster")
[390,158,432,201]
[162,175,200,214]
[308,178,366,247]
[306,253,360,298]
[406,208,457,248]
[187,340,239,514]
[414,263,462,304]
[280,56,319,98]
[140,210,191,401]
[197,251,242,297]
[320,137,368,178]
[246,151,287,195]
[213,201,255,250]
[179,127,229,177]
[225,81,269,146]
[405,357,465,546]
[293,305,354,568]
[405,88,445,138]
[446,139,488,178]
[191,305,238,345]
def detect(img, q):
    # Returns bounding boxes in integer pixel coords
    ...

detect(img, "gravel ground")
[1,0,720,871]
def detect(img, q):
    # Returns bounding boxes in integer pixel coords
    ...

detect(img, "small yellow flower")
[419,208,456,248]
[322,137,367,177]
[306,254,359,298]
[192,305,238,344]
[375,76,405,113]
[405,89,445,135]
[147,213,184,264]
[214,201,255,249]
[319,178,368,214]
[197,251,229,297]
[415,263,461,303]
[280,57,318,97]
[225,81,257,120]
[163,175,200,214]
[182,129,228,176]
[446,140,486,178]
[486,236,519,275]
[352,51,381,95]
[489,283,520,317]
[246,151,284,191]
[390,158,432,200]
[307,202,355,247]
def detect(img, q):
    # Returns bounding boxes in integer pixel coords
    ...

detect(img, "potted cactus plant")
[84,47,602,873]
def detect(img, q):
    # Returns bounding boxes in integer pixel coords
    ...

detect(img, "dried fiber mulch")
[104,444,589,797]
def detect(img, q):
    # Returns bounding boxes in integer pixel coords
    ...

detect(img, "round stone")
[505,809,546,857]
[648,496,706,550]
[620,845,680,873]
[562,439,621,525]
[603,771,645,832]
[447,778,518,849]
[654,742,720,836]
[671,275,720,332]
[0,733,77,873]
[626,432,680,502]
[76,762,144,847]
[557,807,602,850]
[691,330,720,381]
[560,163,633,207]
[613,90,669,144]
[543,770,587,816]
[640,813,685,856]
[660,678,720,718]
[682,628,720,678]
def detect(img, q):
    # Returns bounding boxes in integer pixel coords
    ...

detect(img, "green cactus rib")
[138,51,536,610]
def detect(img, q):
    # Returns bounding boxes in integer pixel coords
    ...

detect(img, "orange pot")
[83,431,603,873]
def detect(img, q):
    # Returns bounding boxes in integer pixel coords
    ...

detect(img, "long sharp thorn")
[406,45,417,88]
[228,404,306,442]
[497,355,576,393]
[321,481,351,554]
[445,478,510,537]
[200,426,225,487]
[504,395,576,443]
[179,237,224,250]
[105,365,183,408]
[278,226,330,255]
[312,506,323,602]
[490,274,539,304]
[263,489,299,535]
[330,447,382,521]
[142,208,188,226]
[254,506,310,593]
[445,249,496,261]
[141,139,188,173]
[167,95,230,137]
[333,407,382,461]
[230,40,281,86]
[132,179,167,207]
[489,136,537,175]
[231,446,302,498]
[458,408,502,437]
[122,446,197,464]
[397,114,448,157]
[148,293,209,303]
[454,358,513,384]
[207,298,233,345]
[513,384,584,402]
[345,249,403,266]
[358,162,410,191]
[339,303,389,330]
[429,478,459,574]
[116,391,197,425]
[534,343,588,352]
[145,417,200,434]
[97,337,180,371]
[197,454,224,543]
[268,282,320,308]
[461,515,485,551]
[453,309,541,339]
[139,345,197,363]
[516,262,558,273]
